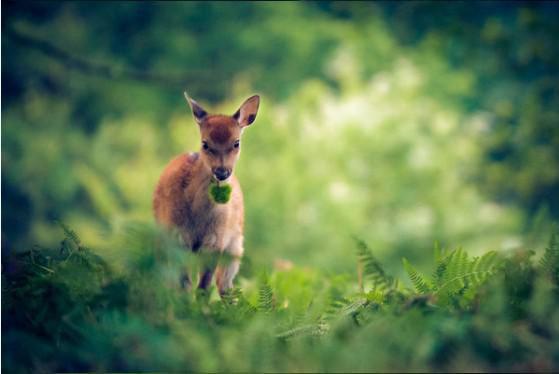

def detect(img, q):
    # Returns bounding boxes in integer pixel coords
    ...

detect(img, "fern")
[221,287,257,319]
[276,323,317,340]
[432,246,450,285]
[276,318,329,340]
[336,298,368,317]
[433,248,501,305]
[436,248,466,291]
[257,274,274,313]
[540,230,559,284]
[57,220,82,249]
[323,297,347,318]
[276,294,362,340]
[355,239,395,292]
[403,258,431,294]
[221,287,242,306]
[365,289,388,304]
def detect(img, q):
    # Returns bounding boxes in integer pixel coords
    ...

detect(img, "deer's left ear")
[233,95,260,128]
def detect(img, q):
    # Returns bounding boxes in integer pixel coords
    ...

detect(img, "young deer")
[153,93,260,295]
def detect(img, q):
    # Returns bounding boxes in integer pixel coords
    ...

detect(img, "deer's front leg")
[197,237,221,291]
[198,268,214,290]
[215,235,244,295]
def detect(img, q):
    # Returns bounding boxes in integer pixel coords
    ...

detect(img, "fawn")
[153,93,260,295]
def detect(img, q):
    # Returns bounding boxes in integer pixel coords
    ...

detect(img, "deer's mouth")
[213,167,231,182]
[211,175,230,187]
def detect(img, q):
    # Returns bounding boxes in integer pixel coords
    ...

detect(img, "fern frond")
[355,239,394,292]
[57,220,82,249]
[432,253,449,285]
[403,258,431,294]
[540,230,559,283]
[472,251,500,282]
[436,248,469,294]
[221,287,257,318]
[276,324,317,340]
[323,295,369,325]
[276,319,329,340]
[338,299,368,316]
[324,297,349,318]
[257,275,274,313]
[435,249,501,301]
[221,287,242,306]
[366,289,387,304]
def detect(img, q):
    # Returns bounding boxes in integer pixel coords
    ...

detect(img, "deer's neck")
[182,153,228,245]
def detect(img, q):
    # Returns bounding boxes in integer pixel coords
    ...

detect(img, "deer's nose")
[213,167,231,181]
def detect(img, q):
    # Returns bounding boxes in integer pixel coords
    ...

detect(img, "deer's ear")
[184,92,208,125]
[232,95,260,128]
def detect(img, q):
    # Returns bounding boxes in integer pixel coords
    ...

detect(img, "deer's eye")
[202,141,209,150]
[233,140,240,149]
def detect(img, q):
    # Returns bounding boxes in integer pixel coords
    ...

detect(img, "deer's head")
[185,93,260,182]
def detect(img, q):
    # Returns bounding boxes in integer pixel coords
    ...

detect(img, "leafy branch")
[5,25,231,88]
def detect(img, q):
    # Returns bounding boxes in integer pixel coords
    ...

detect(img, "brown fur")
[210,125,232,144]
[154,95,259,294]
[153,146,245,287]
[153,150,244,246]
[206,116,236,144]
[153,112,256,295]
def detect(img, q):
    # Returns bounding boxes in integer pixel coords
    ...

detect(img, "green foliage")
[209,182,232,204]
[4,1,556,275]
[57,220,82,249]
[356,239,396,292]
[4,226,559,372]
[540,229,559,284]
[3,2,559,372]
[403,258,431,294]
[404,247,503,307]
[257,273,274,313]
[436,249,501,305]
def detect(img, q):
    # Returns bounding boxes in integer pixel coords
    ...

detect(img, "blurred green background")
[3,0,559,273]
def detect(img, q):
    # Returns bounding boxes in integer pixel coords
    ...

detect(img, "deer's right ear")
[184,92,208,125]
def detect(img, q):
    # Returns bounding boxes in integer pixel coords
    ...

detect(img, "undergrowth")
[2,224,559,372]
